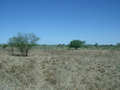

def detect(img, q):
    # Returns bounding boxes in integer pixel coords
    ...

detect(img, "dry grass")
[0,49,120,90]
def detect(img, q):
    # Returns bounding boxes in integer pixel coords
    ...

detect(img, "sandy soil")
[0,49,120,90]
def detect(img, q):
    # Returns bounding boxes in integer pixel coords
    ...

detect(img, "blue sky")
[0,0,120,45]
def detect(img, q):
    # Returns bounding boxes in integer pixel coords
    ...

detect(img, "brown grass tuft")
[0,49,120,90]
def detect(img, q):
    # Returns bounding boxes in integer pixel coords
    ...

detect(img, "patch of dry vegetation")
[0,49,120,90]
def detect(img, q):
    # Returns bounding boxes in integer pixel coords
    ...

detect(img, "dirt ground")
[0,49,120,90]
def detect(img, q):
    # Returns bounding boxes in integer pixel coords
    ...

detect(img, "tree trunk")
[11,46,14,55]
[75,48,77,50]
[25,49,29,56]
[20,48,24,56]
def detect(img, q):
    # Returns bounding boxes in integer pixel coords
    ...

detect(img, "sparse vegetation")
[0,49,120,90]
[0,33,120,90]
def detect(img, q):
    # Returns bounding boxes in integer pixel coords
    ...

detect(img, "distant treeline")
[21,43,120,50]
[0,43,120,50]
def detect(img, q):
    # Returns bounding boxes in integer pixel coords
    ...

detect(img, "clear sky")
[0,0,120,45]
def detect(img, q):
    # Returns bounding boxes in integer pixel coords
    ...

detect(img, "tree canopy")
[69,40,86,50]
[8,32,40,56]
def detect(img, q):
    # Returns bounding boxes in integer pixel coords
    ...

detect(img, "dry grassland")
[0,49,120,90]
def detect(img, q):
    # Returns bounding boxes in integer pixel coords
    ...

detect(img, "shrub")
[8,32,40,56]
[2,44,8,49]
[69,40,86,50]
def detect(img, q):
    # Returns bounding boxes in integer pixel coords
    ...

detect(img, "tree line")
[0,32,120,56]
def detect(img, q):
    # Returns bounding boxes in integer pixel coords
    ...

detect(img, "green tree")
[94,43,98,46]
[94,43,99,49]
[8,32,40,56]
[117,43,120,46]
[69,40,86,50]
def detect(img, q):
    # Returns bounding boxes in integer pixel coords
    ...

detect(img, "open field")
[0,49,120,90]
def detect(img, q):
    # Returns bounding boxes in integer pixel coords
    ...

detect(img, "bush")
[2,44,8,49]
[69,40,86,50]
[8,32,40,56]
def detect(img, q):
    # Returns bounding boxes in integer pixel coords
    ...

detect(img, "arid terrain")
[0,48,120,90]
